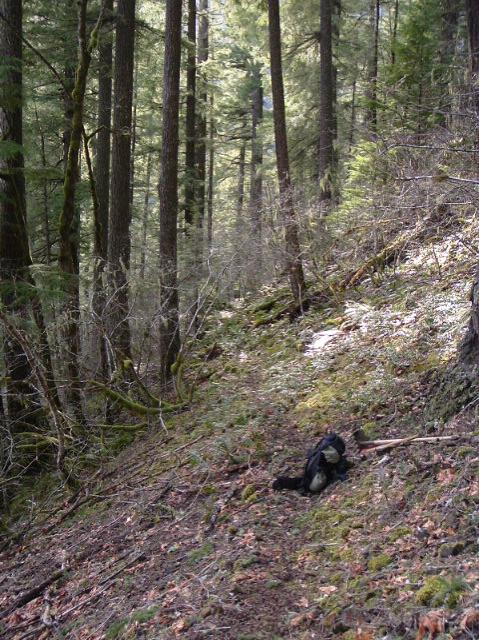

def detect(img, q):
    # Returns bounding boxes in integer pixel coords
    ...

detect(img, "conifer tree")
[158,0,182,382]
[319,0,334,203]
[93,0,113,380]
[0,0,40,425]
[185,0,197,228]
[268,0,305,304]
[108,0,136,361]
[460,0,479,365]
[59,0,107,418]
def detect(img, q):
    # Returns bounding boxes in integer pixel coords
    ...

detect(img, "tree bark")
[0,0,40,425]
[439,0,460,117]
[249,66,263,278]
[268,0,305,304]
[467,0,479,114]
[461,1,479,366]
[365,0,380,131]
[139,149,153,280]
[390,0,399,66]
[59,0,106,419]
[190,0,209,327]
[207,93,214,249]
[108,0,136,361]
[184,0,197,228]
[158,0,182,383]
[93,0,113,380]
[129,51,138,209]
[235,138,246,236]
[196,0,209,230]
[349,77,357,149]
[318,0,334,204]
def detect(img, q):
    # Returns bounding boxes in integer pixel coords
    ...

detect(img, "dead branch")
[0,547,91,620]
[360,434,471,454]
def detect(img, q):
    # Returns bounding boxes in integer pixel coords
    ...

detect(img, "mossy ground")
[1,225,479,638]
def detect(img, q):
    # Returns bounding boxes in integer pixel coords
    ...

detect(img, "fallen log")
[253,222,426,327]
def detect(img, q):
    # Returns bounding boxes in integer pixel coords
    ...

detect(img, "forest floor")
[3,218,479,639]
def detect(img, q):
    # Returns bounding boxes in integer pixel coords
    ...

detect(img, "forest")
[2,0,479,638]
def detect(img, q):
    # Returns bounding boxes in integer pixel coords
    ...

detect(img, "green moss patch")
[416,576,467,608]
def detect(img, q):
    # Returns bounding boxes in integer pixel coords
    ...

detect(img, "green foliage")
[387,0,447,129]
[0,140,24,160]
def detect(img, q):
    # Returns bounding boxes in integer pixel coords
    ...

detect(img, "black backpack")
[273,432,347,493]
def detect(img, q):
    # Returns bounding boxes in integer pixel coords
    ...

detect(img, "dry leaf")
[172,618,188,635]
[437,468,455,485]
[290,610,316,628]
[415,609,446,640]
[318,585,338,594]
[355,628,374,640]
[460,607,479,631]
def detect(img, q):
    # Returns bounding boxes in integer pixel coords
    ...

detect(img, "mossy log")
[340,228,414,289]
[251,291,290,314]
[91,381,186,415]
[98,422,148,431]
[254,303,292,327]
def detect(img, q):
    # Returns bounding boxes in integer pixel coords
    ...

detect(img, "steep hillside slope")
[1,218,479,639]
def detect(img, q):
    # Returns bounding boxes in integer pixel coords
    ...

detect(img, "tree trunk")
[439,0,460,117]
[129,51,138,210]
[93,0,113,381]
[365,0,380,131]
[139,149,153,280]
[461,1,479,366]
[184,0,197,228]
[207,93,214,249]
[196,0,209,230]
[318,0,334,204]
[467,0,479,115]
[59,0,106,419]
[235,138,246,236]
[158,0,182,383]
[268,0,305,304]
[0,0,40,425]
[349,77,357,149]
[190,0,209,327]
[108,0,136,361]
[249,66,263,279]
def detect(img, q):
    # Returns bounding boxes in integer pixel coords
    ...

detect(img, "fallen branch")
[360,434,471,454]
[91,380,186,414]
[0,548,91,620]
[98,422,148,431]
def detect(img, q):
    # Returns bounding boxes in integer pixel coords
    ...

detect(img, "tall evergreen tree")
[184,0,197,228]
[268,0,305,304]
[93,0,113,379]
[59,0,106,417]
[196,0,209,229]
[158,0,182,382]
[366,0,380,130]
[460,0,479,366]
[249,65,263,275]
[319,0,334,203]
[0,0,39,424]
[108,0,136,361]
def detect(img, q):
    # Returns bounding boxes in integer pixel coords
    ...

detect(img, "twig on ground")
[360,433,470,454]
